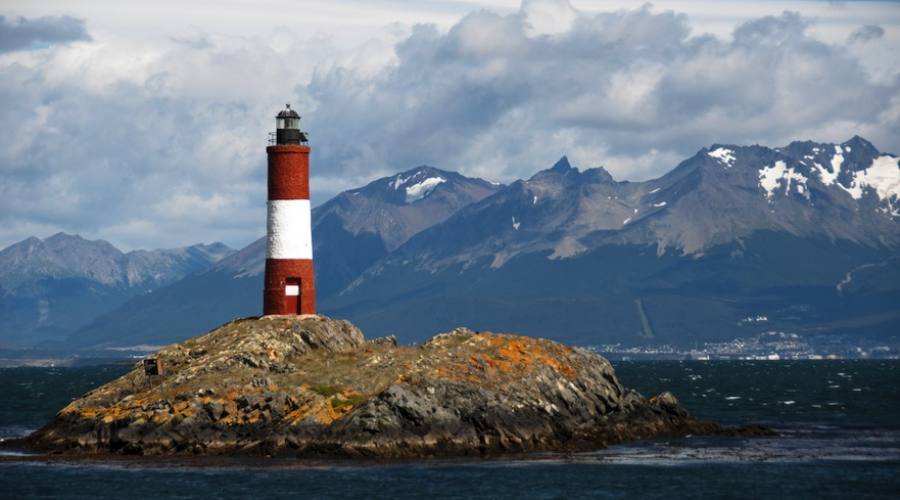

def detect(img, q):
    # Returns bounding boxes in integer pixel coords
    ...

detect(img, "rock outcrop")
[24,316,765,457]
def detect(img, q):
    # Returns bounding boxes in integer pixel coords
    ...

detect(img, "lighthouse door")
[284,278,301,314]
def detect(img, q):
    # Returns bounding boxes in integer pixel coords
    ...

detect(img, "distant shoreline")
[0,358,136,368]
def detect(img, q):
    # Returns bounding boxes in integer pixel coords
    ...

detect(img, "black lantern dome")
[274,104,308,145]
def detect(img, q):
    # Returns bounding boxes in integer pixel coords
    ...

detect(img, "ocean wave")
[560,429,900,466]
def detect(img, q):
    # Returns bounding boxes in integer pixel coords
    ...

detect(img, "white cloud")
[522,0,578,36]
[307,4,899,185]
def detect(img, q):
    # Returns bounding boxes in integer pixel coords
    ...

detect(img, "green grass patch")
[311,385,340,397]
[332,394,368,409]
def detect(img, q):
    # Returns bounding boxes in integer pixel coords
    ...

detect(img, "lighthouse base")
[263,259,316,315]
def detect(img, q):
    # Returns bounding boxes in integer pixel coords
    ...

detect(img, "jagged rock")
[369,335,398,347]
[22,315,769,457]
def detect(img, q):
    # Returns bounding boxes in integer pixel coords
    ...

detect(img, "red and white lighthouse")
[263,104,316,315]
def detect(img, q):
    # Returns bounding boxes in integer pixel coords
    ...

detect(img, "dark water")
[1,361,898,499]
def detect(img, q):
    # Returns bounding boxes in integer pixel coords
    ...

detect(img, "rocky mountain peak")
[581,166,616,184]
[700,143,757,170]
[1,236,44,259]
[550,155,574,173]
[188,242,233,261]
[390,166,451,204]
[44,232,100,245]
[523,157,614,187]
[530,156,579,182]
[763,136,899,218]
[212,236,267,276]
[342,165,501,208]
[842,135,879,158]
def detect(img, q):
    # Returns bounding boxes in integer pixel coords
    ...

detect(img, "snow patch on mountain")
[806,144,843,189]
[391,175,410,190]
[653,201,667,208]
[844,155,900,215]
[813,161,837,187]
[708,147,736,167]
[827,145,845,187]
[512,216,521,231]
[759,161,809,201]
[404,177,446,203]
[810,145,869,198]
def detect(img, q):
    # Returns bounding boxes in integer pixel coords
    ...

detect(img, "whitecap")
[0,449,38,457]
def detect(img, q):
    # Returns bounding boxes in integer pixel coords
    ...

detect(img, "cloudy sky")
[1,0,899,251]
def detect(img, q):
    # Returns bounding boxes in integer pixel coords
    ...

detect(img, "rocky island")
[22,316,767,457]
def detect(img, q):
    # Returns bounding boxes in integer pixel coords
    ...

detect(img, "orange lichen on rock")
[485,335,506,348]
[285,397,352,425]
[429,361,475,382]
[491,338,577,379]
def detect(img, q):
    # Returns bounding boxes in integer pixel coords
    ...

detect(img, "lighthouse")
[263,104,316,315]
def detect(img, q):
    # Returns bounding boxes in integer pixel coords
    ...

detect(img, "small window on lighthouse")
[285,284,300,296]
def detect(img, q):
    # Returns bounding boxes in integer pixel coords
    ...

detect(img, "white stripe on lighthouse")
[266,199,313,259]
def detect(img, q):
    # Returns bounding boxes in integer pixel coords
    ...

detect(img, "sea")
[1,360,898,499]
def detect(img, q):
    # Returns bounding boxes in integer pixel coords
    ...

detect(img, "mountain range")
[327,136,900,345]
[0,234,232,348]
[5,136,899,352]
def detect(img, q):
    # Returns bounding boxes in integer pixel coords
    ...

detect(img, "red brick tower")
[263,104,316,315]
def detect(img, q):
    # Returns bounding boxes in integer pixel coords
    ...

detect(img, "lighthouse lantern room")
[263,104,316,316]
[274,104,308,145]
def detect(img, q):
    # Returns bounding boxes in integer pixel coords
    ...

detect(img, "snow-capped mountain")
[353,137,898,276]
[311,166,500,295]
[325,137,900,345]
[45,137,900,351]
[67,167,501,349]
[0,234,232,347]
